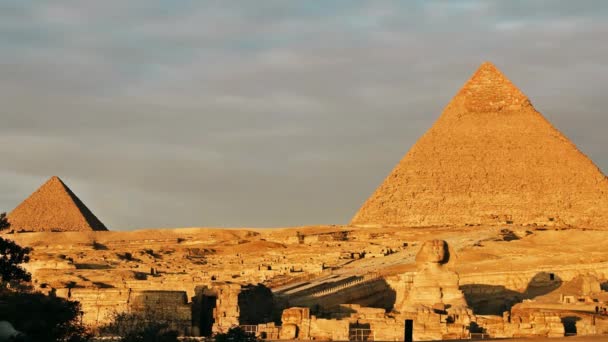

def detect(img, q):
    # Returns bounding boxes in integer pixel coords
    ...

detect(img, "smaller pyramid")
[7,176,108,232]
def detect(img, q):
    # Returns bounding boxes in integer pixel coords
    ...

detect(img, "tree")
[0,212,9,231]
[0,212,31,286]
[0,212,90,341]
[0,289,90,342]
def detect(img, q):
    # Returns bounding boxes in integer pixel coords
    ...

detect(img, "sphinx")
[398,240,469,314]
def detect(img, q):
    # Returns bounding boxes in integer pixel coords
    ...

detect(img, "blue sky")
[1,1,608,229]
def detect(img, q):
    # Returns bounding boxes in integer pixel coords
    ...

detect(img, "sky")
[1,1,608,230]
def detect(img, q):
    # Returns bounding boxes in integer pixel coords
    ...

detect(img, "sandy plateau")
[7,225,608,340]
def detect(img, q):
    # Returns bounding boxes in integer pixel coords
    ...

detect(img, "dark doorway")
[200,295,217,336]
[562,316,579,336]
[238,284,274,325]
[404,319,413,342]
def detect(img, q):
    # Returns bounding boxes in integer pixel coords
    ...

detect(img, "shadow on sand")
[461,271,563,315]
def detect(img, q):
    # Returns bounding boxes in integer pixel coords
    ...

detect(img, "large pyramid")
[351,62,608,228]
[7,176,108,232]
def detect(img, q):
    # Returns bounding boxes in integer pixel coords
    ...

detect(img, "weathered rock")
[281,307,310,326]
[279,323,297,340]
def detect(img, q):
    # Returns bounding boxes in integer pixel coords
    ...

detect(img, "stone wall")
[277,307,349,341]
[479,309,565,338]
[130,291,192,335]
[64,288,192,334]
[192,282,276,336]
[61,288,131,327]
[309,317,349,341]
[277,304,472,341]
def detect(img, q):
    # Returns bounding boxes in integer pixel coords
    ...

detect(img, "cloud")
[1,1,608,229]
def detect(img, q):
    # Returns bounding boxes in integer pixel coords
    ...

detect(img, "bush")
[215,327,258,342]
[101,312,179,342]
[121,323,178,342]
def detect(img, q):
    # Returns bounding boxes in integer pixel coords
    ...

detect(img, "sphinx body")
[399,240,469,313]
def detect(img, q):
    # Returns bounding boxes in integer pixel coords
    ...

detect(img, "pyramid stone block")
[351,62,608,228]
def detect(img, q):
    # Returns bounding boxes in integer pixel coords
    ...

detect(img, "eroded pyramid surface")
[7,176,108,232]
[351,62,608,228]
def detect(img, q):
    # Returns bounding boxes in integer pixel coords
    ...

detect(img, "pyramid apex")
[472,61,508,80]
[43,176,67,189]
[448,62,532,113]
[478,61,499,69]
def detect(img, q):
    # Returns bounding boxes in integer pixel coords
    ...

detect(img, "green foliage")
[101,312,179,342]
[215,327,259,342]
[0,212,9,231]
[0,212,31,286]
[0,238,31,285]
[0,213,89,341]
[0,289,91,341]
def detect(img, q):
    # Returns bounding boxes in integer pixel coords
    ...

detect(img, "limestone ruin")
[5,224,608,340]
[3,62,608,341]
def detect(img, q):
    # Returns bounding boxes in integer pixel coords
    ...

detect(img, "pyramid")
[351,62,608,228]
[7,176,108,232]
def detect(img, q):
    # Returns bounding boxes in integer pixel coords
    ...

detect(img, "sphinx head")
[415,240,449,264]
